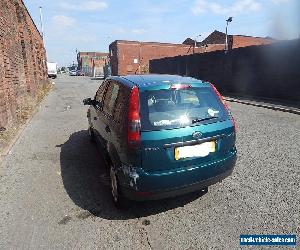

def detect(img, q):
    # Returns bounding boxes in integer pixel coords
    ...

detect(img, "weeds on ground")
[0,82,52,153]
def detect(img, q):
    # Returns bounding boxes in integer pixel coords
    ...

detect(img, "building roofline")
[110,40,194,47]
[78,52,109,55]
[233,34,275,40]
[211,30,275,40]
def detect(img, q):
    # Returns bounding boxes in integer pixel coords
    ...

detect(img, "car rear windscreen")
[140,87,229,131]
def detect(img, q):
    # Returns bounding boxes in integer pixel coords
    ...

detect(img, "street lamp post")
[194,34,201,53]
[76,48,78,63]
[39,7,44,41]
[225,17,233,53]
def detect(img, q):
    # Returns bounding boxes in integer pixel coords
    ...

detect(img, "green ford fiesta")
[83,74,237,207]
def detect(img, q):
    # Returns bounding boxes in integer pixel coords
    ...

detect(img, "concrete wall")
[150,40,300,103]
[0,0,48,128]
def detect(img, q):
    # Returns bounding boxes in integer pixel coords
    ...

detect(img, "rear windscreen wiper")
[192,116,218,124]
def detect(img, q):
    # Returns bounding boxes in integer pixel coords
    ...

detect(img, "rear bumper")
[120,149,237,201]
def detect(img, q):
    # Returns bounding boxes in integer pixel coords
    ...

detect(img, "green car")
[83,74,237,207]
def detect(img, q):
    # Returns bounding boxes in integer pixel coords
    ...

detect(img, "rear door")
[139,86,235,172]
[109,82,130,160]
[90,80,108,148]
[100,80,121,148]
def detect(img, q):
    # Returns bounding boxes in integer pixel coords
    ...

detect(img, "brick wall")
[0,0,48,129]
[232,36,273,48]
[150,40,300,103]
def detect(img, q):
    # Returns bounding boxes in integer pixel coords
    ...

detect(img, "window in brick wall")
[20,40,27,62]
[20,40,29,83]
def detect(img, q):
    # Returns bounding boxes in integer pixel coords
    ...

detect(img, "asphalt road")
[0,75,299,249]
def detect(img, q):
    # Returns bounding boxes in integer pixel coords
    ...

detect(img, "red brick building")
[0,0,48,129]
[77,52,109,76]
[109,31,274,76]
[109,40,205,76]
[183,30,274,50]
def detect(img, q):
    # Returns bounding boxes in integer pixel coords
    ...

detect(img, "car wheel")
[110,164,128,208]
[88,127,95,142]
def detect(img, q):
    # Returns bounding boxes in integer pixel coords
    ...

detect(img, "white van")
[47,62,57,78]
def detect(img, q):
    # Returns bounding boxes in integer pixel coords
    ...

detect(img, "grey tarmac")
[0,75,299,249]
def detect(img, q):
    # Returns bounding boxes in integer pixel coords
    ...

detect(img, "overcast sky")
[24,0,299,66]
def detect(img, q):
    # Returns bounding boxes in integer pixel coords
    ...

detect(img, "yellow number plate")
[174,141,216,160]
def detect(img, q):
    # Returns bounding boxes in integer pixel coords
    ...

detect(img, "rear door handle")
[105,125,111,133]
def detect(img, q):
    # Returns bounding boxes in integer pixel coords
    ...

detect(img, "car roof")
[107,74,208,90]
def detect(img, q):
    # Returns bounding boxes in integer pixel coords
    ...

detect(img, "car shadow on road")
[59,130,206,220]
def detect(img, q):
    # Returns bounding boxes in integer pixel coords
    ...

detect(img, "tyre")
[110,164,128,208]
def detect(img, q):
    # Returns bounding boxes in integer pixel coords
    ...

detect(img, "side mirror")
[83,98,92,105]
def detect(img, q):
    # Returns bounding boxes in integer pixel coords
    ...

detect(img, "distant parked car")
[83,75,237,208]
[69,70,77,76]
[76,70,85,76]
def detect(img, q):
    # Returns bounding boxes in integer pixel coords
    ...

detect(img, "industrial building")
[109,31,274,76]
[77,52,109,77]
[183,30,274,50]
[109,41,205,76]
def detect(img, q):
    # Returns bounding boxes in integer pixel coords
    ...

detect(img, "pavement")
[0,74,299,249]
[224,96,300,115]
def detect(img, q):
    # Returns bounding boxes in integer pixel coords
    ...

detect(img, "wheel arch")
[107,142,121,169]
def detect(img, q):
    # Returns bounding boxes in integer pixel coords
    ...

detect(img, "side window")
[95,81,108,102]
[114,84,129,124]
[103,81,120,116]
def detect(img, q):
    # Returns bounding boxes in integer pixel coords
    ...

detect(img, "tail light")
[127,86,141,148]
[209,82,237,133]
